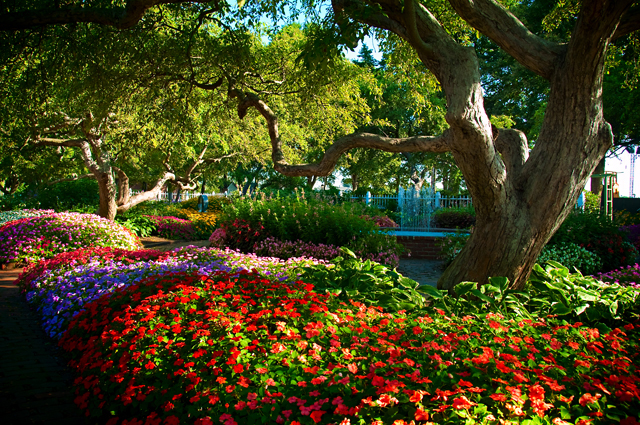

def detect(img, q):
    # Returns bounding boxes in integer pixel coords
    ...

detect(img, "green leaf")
[574,303,589,316]
[550,302,572,315]
[454,281,476,297]
[469,289,494,304]
[488,276,509,293]
[421,285,445,299]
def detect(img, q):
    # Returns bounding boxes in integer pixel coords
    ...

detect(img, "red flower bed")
[59,270,640,424]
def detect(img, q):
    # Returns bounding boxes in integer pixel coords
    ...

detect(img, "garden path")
[0,267,90,425]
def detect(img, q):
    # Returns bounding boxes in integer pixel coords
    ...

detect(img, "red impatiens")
[52,267,640,424]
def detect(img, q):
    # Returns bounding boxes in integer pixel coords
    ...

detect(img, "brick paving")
[0,267,91,425]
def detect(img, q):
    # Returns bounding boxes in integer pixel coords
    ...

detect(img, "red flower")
[579,393,601,406]
[414,407,429,421]
[489,393,508,402]
[233,364,243,374]
[452,396,476,410]
[309,410,326,423]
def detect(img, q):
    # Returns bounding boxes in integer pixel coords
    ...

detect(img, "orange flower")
[452,396,477,410]
[414,407,429,421]
[579,393,601,406]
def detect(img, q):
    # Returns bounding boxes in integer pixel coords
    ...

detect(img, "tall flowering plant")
[145,215,196,240]
[222,218,267,253]
[59,270,640,424]
[0,212,140,265]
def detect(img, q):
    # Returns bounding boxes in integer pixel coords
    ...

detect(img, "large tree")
[2,0,640,291]
[234,0,640,291]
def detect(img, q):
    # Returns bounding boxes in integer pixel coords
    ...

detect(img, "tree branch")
[232,89,451,177]
[0,0,215,32]
[33,137,102,176]
[613,4,640,40]
[448,0,564,80]
[493,128,529,179]
[47,174,96,185]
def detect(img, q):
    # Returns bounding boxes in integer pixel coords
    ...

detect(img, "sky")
[586,149,640,198]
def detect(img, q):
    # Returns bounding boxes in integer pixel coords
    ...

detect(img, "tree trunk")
[591,157,605,196]
[96,171,118,220]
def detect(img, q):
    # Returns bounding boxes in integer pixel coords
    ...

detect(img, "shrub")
[253,237,400,267]
[145,215,196,240]
[209,228,226,248]
[536,242,602,275]
[436,230,470,267]
[0,212,140,265]
[431,206,476,229]
[361,214,398,228]
[222,218,266,253]
[583,190,601,213]
[0,180,99,212]
[0,209,55,225]
[219,193,401,259]
[550,211,637,272]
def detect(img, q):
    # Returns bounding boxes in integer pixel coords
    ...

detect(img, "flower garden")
[2,196,640,424]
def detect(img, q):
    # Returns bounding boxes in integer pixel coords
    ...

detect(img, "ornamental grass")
[0,211,140,265]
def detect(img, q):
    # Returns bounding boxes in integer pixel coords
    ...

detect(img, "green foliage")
[422,262,640,326]
[206,195,232,213]
[295,247,424,312]
[126,201,181,217]
[431,206,475,229]
[0,180,99,212]
[528,261,640,323]
[583,191,601,213]
[176,197,200,210]
[114,213,157,237]
[537,242,602,275]
[436,230,470,267]
[218,191,402,257]
[550,211,638,272]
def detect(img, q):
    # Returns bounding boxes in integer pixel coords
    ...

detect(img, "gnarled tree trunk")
[230,0,633,290]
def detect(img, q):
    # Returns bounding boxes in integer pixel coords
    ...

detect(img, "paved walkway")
[0,267,91,425]
[0,243,442,424]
